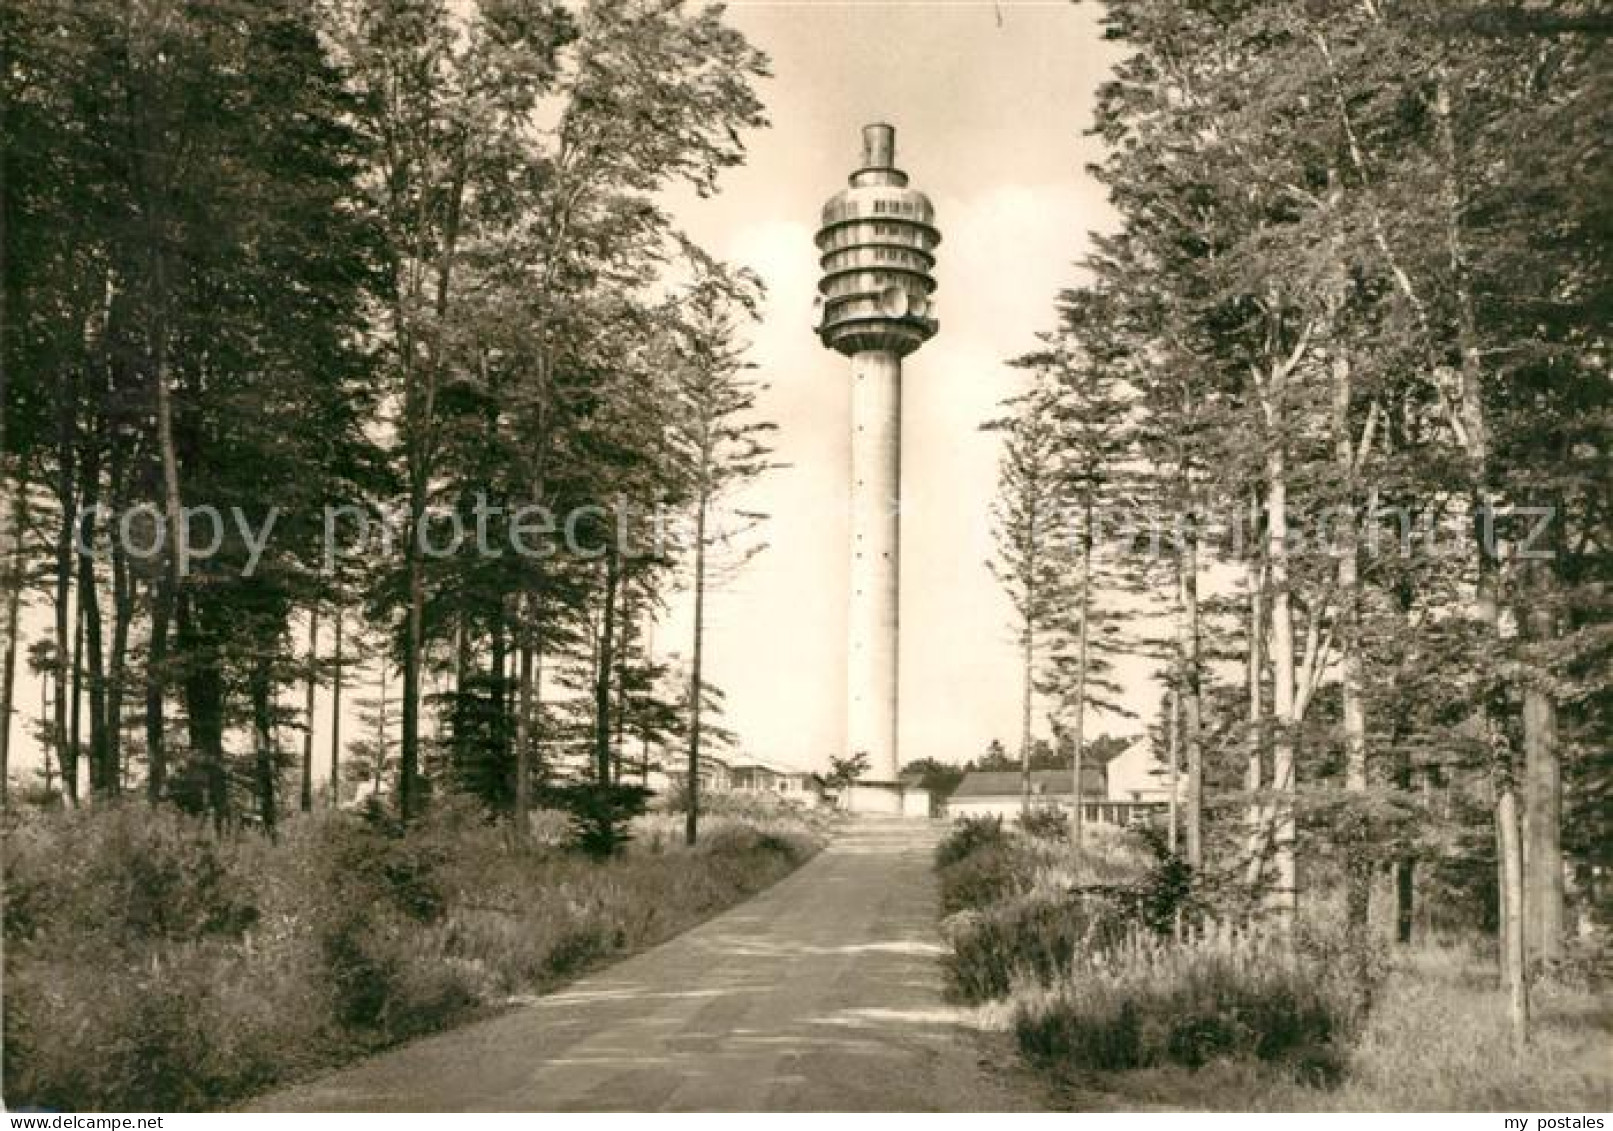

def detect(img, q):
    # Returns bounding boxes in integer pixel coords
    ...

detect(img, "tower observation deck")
[814,124,941,357]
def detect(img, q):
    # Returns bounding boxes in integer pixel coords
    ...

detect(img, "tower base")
[842,781,934,818]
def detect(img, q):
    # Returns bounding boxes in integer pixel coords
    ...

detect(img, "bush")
[935,814,1005,868]
[1290,946,1613,1110]
[1017,806,1070,842]
[700,823,801,861]
[3,806,258,951]
[1014,927,1375,1082]
[943,888,1132,1002]
[545,781,654,858]
[938,841,1029,914]
[2,799,823,1111]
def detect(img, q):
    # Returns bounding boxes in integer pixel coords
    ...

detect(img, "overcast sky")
[659,0,1153,772]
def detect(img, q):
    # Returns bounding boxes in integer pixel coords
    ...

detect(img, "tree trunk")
[1433,65,1529,1045]
[145,579,173,801]
[178,595,229,827]
[300,609,318,812]
[149,322,186,803]
[1496,767,1530,1051]
[1374,648,1415,945]
[1334,356,1371,932]
[1070,494,1093,853]
[491,598,508,794]
[76,482,110,799]
[68,565,83,805]
[1265,432,1298,926]
[39,667,54,796]
[401,535,424,819]
[1020,605,1034,816]
[374,656,387,796]
[686,490,709,847]
[593,546,620,785]
[106,506,133,797]
[1245,556,1266,887]
[251,652,277,834]
[52,411,77,805]
[1395,844,1415,945]
[514,629,534,843]
[328,607,342,807]
[397,148,466,824]
[1166,686,1180,856]
[0,476,25,808]
[1176,513,1204,871]
[612,577,632,785]
[1522,567,1563,966]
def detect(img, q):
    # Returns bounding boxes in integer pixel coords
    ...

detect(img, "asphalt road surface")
[250,818,1049,1112]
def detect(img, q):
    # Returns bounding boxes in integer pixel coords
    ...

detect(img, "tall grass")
[933,818,1379,1083]
[1014,924,1376,1082]
[935,816,1157,1002]
[932,816,1611,1108]
[1266,944,1613,1111]
[2,801,822,1111]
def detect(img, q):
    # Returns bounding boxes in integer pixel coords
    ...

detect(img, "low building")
[648,752,732,799]
[946,767,1106,821]
[652,753,824,808]
[947,751,1176,828]
[727,758,824,805]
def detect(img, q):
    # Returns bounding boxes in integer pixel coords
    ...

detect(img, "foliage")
[934,815,1006,869]
[825,751,870,793]
[1,0,774,838]
[1,803,820,1111]
[943,889,1132,1004]
[544,781,654,859]
[1016,806,1071,842]
[901,757,966,801]
[1014,926,1376,1083]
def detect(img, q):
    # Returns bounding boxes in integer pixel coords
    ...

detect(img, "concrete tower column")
[847,348,901,781]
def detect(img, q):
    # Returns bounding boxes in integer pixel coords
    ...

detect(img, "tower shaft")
[847,349,901,782]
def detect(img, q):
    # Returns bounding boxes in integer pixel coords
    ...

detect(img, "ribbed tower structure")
[815,123,940,794]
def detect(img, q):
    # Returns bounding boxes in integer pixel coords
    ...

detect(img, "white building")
[1105,736,1180,805]
[946,739,1180,827]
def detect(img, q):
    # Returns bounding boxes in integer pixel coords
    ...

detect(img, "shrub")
[1017,806,1070,842]
[935,814,1005,868]
[545,781,654,858]
[1132,825,1195,936]
[1,800,822,1111]
[700,822,805,862]
[938,841,1029,914]
[943,888,1132,1002]
[1014,926,1375,1082]
[3,806,258,951]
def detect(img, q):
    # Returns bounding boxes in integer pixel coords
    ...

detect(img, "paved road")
[251,819,1048,1112]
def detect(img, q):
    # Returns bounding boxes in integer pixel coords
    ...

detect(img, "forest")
[0,0,776,827]
[1,0,799,1110]
[978,0,1610,1099]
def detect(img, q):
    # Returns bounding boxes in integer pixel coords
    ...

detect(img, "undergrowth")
[2,800,822,1111]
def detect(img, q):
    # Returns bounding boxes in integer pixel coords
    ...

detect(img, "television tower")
[814,124,940,804]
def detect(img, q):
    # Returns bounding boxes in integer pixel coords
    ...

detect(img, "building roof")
[951,768,1105,800]
[726,757,815,778]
